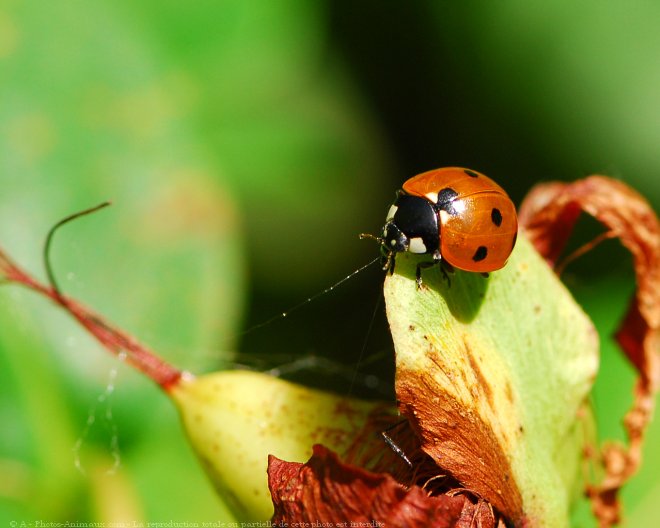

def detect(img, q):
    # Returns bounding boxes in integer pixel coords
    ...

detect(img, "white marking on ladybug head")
[409,237,427,254]
[386,204,398,221]
[425,192,438,203]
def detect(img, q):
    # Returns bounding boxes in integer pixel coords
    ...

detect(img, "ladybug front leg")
[415,250,446,290]
[415,260,435,289]
[415,251,448,289]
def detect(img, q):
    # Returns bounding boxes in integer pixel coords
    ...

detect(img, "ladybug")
[373,167,518,285]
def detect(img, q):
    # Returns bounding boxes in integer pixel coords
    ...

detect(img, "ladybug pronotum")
[378,167,518,284]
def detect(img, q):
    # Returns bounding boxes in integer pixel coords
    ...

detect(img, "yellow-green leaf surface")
[170,370,387,521]
[384,235,599,527]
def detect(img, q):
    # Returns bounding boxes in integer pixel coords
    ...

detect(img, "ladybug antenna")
[359,232,383,244]
[359,232,394,272]
[44,201,112,298]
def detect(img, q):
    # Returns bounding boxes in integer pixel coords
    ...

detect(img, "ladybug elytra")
[372,167,518,284]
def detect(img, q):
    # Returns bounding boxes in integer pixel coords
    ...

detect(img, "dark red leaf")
[269,445,501,528]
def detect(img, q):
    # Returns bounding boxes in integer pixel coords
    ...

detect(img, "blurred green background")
[0,1,658,525]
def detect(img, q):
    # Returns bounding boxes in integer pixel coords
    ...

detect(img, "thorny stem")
[0,209,182,390]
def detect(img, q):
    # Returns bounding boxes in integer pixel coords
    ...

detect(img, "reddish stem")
[0,248,182,390]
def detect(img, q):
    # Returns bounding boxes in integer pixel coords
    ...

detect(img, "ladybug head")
[382,220,408,253]
[382,194,439,257]
[361,191,440,273]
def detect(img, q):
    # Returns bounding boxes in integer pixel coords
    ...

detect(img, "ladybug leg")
[415,261,436,289]
[388,256,396,275]
[440,260,455,286]
[416,251,448,289]
[381,248,395,274]
[481,272,489,279]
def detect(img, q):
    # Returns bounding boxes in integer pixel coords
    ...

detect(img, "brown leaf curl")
[518,175,660,526]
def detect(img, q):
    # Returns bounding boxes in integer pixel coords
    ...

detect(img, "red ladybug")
[378,167,518,283]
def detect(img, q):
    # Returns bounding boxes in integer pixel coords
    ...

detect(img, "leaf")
[171,371,389,521]
[1,242,393,521]
[384,235,599,527]
[518,175,660,526]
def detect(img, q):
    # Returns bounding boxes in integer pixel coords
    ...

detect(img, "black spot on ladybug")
[491,208,503,227]
[464,169,479,178]
[436,188,459,214]
[472,246,488,262]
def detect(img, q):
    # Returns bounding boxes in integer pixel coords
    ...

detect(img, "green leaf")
[384,235,598,527]
[170,370,386,521]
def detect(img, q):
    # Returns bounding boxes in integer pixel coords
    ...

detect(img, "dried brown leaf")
[518,175,660,526]
[268,444,499,528]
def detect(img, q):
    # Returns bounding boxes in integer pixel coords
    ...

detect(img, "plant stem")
[0,248,183,389]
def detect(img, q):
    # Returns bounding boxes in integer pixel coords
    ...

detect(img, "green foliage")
[1,1,659,525]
